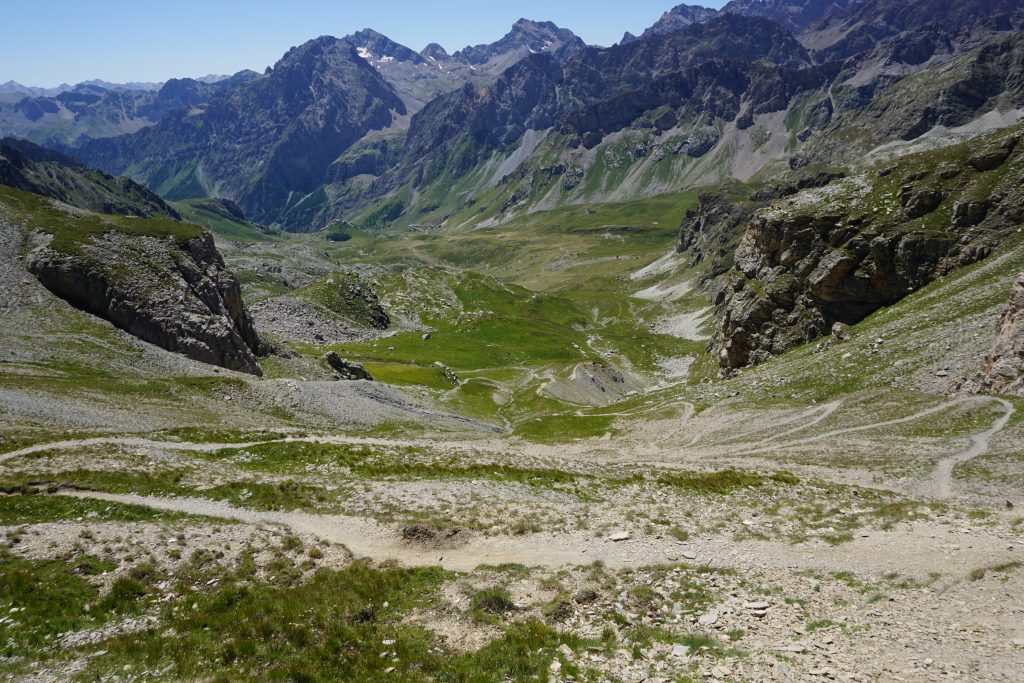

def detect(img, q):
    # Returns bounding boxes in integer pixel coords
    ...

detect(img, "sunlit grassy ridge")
[0,184,203,255]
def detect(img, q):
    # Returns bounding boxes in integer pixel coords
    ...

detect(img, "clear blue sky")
[3,0,729,87]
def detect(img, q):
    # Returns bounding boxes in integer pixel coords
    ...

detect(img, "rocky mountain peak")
[347,28,427,65]
[453,18,585,67]
[421,43,450,61]
[624,3,720,43]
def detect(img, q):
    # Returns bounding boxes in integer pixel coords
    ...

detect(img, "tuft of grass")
[969,561,1022,582]
[471,587,518,616]
[0,550,149,657]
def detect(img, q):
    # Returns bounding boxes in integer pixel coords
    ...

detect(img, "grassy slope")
[0,185,203,254]
[172,198,276,242]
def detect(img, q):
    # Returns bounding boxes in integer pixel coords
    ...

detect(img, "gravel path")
[59,490,1020,578]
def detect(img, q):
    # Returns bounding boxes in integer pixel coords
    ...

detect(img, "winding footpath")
[931,398,1015,498]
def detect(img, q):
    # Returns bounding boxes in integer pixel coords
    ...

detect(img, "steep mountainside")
[369,15,813,219]
[721,0,863,33]
[74,37,407,229]
[802,0,1024,61]
[0,137,179,219]
[795,33,1024,169]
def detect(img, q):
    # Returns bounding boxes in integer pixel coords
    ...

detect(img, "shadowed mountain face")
[721,0,863,33]
[0,137,179,219]
[73,37,407,228]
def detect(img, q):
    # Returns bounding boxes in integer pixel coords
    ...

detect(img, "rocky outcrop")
[713,124,1024,370]
[28,229,263,375]
[717,209,957,369]
[958,274,1024,396]
[677,190,758,282]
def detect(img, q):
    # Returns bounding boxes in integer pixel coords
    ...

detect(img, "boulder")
[324,352,373,381]
[953,200,991,228]
[968,136,1018,172]
[905,189,943,218]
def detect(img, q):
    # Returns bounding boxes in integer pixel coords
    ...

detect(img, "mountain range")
[9,0,1008,233]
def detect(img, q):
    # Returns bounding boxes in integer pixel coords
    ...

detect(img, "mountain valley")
[1,1,1024,681]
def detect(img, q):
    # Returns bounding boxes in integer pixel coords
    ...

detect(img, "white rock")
[609,531,631,542]
[698,608,720,626]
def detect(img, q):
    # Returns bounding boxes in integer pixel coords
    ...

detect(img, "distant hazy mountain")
[0,72,259,146]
